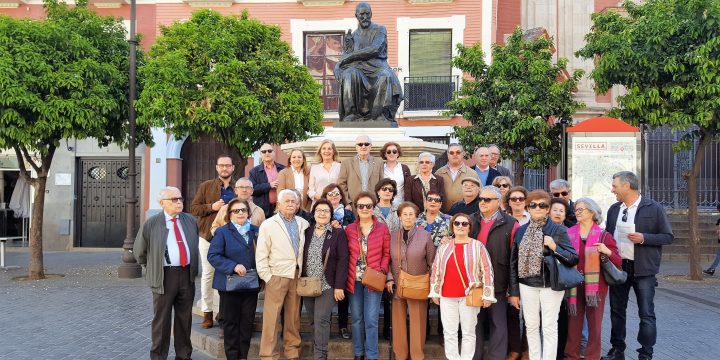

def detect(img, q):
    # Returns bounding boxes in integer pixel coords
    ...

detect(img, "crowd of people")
[132,136,674,360]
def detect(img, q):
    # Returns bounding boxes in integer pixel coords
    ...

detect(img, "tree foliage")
[577,0,720,280]
[0,0,143,279]
[447,27,584,184]
[136,9,324,156]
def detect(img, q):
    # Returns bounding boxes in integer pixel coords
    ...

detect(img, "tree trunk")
[685,131,712,281]
[28,174,47,280]
[515,157,525,187]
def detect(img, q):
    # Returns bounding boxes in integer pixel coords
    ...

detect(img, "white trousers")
[198,237,216,313]
[519,284,565,360]
[439,297,480,360]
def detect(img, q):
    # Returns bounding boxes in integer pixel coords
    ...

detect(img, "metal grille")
[403,76,459,111]
[518,167,548,191]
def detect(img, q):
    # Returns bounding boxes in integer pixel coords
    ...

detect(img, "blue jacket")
[249,162,286,217]
[605,196,673,277]
[208,222,259,292]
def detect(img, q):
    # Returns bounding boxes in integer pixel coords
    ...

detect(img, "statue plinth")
[332,120,398,128]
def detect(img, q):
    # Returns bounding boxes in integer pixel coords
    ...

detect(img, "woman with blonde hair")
[309,139,342,204]
[277,148,311,211]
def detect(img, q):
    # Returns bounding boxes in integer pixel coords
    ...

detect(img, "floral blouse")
[416,212,450,247]
[306,229,331,291]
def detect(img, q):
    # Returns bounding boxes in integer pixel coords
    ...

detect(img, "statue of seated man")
[334,2,403,123]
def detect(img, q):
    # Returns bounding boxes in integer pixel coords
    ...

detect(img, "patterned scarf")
[518,218,546,278]
[567,224,602,315]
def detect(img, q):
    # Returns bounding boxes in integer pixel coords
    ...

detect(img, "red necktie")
[172,217,189,267]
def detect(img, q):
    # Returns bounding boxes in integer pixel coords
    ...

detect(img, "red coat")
[345,217,391,294]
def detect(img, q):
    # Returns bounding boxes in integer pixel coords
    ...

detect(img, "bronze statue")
[334,2,403,124]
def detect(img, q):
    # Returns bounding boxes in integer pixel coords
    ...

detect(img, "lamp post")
[118,0,141,279]
[639,118,647,193]
[559,115,570,179]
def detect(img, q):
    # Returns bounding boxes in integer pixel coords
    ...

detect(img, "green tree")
[0,0,146,279]
[447,28,584,185]
[136,9,323,164]
[578,0,720,280]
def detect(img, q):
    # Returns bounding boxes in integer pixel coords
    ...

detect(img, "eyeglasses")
[314,208,331,214]
[418,160,432,165]
[574,207,588,214]
[491,153,500,157]
[622,208,628,222]
[380,186,394,192]
[448,150,462,156]
[216,164,234,168]
[426,197,442,203]
[260,149,273,154]
[479,197,498,203]
[385,149,398,155]
[496,183,510,188]
[235,185,252,190]
[509,196,526,202]
[453,221,470,227]
[327,191,341,197]
[552,191,569,197]
[528,202,549,209]
[356,203,374,210]
[230,208,248,214]
[162,197,184,203]
[356,142,371,147]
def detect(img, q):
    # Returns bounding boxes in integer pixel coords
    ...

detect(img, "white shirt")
[614,195,642,260]
[384,162,405,206]
[164,212,191,266]
[292,168,304,193]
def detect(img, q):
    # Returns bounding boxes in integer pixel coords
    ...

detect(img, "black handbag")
[544,255,584,291]
[226,269,260,291]
[599,231,627,285]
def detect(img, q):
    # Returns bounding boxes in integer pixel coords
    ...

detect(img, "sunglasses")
[622,208,628,222]
[552,191,569,197]
[497,183,510,188]
[356,142,371,147]
[260,149,273,154]
[162,197,184,203]
[356,203,374,210]
[509,196,526,202]
[448,150,462,156]
[426,197,442,203]
[418,160,432,165]
[230,208,248,214]
[385,149,398,155]
[528,202,550,209]
[479,197,498,203]
[453,221,470,227]
[380,186,395,192]
[327,191,341,197]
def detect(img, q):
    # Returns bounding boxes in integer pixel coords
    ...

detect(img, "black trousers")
[151,267,195,360]
[473,293,508,360]
[507,304,527,354]
[557,299,569,360]
[338,296,350,329]
[220,290,259,359]
[382,289,392,337]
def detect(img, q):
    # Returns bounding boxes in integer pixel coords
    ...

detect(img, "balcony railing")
[314,76,340,112]
[403,76,459,111]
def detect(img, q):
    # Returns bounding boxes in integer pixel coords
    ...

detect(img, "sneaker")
[703,268,715,275]
[341,328,351,339]
[601,348,624,360]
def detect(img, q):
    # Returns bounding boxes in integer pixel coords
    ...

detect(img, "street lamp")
[558,115,570,179]
[118,0,141,279]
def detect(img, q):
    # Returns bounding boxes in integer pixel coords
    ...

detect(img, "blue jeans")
[350,281,382,359]
[708,246,720,270]
[608,260,658,358]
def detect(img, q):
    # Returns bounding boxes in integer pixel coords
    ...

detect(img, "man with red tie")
[135,186,200,360]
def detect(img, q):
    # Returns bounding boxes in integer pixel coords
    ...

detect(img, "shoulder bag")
[599,231,628,286]
[359,228,387,292]
[396,232,430,300]
[296,247,330,297]
[544,253,584,291]
[225,237,261,291]
[451,243,484,307]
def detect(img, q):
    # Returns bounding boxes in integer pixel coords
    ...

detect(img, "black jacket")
[301,227,349,290]
[471,165,501,186]
[605,196,673,277]
[249,162,285,217]
[470,211,518,293]
[448,197,480,216]
[509,220,578,296]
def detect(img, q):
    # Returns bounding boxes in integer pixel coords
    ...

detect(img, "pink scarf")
[566,223,602,315]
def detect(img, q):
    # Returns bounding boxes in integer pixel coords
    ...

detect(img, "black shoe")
[703,268,715,275]
[340,327,350,339]
[601,348,624,360]
[354,356,365,360]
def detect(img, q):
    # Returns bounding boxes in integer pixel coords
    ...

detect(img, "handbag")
[358,230,387,292]
[226,269,260,291]
[395,232,430,300]
[451,243,484,307]
[544,254,584,291]
[296,248,331,297]
[599,231,627,285]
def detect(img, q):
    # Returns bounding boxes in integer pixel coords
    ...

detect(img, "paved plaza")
[1,249,719,359]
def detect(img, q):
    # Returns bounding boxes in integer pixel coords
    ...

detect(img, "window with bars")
[404,30,456,111]
[304,32,344,112]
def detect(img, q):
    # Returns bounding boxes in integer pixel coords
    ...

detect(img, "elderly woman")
[346,192,391,360]
[549,198,569,226]
[381,142,411,207]
[301,199,349,360]
[504,186,531,226]
[374,178,400,233]
[309,139,342,204]
[492,176,513,211]
[430,213,495,360]
[207,199,260,360]
[509,190,578,360]
[564,198,621,360]
[548,196,571,360]
[385,202,436,360]
[405,152,446,212]
[277,148,311,211]
[416,190,451,247]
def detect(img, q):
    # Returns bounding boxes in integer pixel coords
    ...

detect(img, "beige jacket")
[434,164,480,213]
[276,167,311,211]
[338,154,384,205]
[256,213,310,282]
[209,201,265,236]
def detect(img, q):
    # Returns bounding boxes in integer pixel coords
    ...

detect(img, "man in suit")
[250,143,286,217]
[472,146,501,186]
[435,143,480,213]
[602,171,673,360]
[134,187,199,360]
[488,144,514,181]
[256,189,310,360]
[338,134,383,205]
[549,178,577,227]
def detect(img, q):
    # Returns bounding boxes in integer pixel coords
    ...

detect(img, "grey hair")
[613,171,639,190]
[487,144,499,151]
[417,152,436,164]
[473,146,490,156]
[480,185,502,199]
[549,179,571,191]
[447,143,463,152]
[575,197,604,224]
[278,188,299,202]
[355,134,371,144]
[158,186,181,202]
[235,177,253,188]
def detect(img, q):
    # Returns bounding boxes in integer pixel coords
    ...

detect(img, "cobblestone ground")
[1,250,719,359]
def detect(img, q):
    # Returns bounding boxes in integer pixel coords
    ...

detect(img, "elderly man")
[435,143,480,213]
[602,171,673,360]
[488,144,514,180]
[190,154,236,329]
[469,186,519,360]
[134,187,199,360]
[338,134,383,204]
[211,177,266,234]
[448,177,481,216]
[472,147,501,186]
[250,143,286,218]
[334,2,403,123]
[256,189,310,360]
[549,179,577,227]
